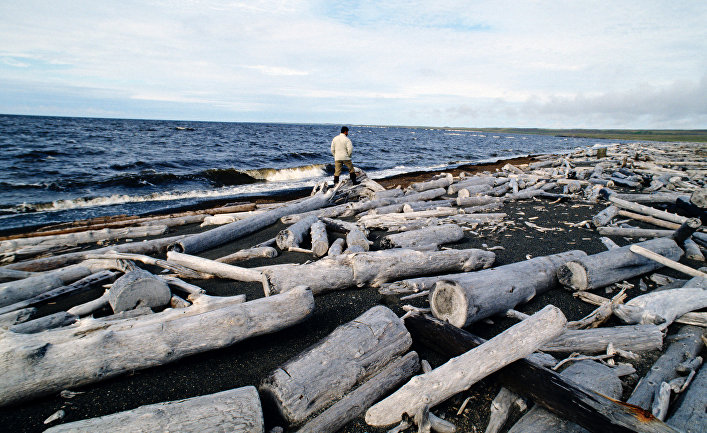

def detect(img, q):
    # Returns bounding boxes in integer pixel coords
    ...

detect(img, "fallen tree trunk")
[341,188,447,217]
[166,251,264,283]
[9,311,78,334]
[215,246,278,263]
[327,238,345,256]
[507,360,623,433]
[407,174,453,192]
[613,288,707,328]
[44,386,265,433]
[402,199,456,212]
[276,215,319,251]
[609,193,689,204]
[0,267,37,283]
[309,221,329,257]
[380,224,464,249]
[627,326,704,410]
[447,176,495,194]
[364,305,567,427]
[666,362,707,433]
[261,248,495,296]
[557,237,683,291]
[606,196,688,225]
[321,218,370,252]
[404,312,680,433]
[0,286,314,407]
[430,250,586,327]
[0,307,35,329]
[540,324,663,354]
[260,306,412,425]
[169,190,334,254]
[296,351,420,433]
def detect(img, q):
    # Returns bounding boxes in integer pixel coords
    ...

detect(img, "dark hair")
[341,126,349,133]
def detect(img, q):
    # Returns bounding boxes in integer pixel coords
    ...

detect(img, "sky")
[1,1,706,128]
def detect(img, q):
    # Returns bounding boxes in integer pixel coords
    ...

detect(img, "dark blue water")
[0,114,617,230]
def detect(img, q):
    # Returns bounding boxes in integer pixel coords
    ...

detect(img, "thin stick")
[629,245,707,278]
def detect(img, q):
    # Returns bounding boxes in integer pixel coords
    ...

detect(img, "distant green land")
[474,128,707,143]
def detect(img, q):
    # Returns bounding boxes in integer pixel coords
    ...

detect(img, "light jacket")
[331,133,353,161]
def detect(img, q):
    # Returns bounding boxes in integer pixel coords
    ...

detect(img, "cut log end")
[429,281,468,328]
[557,261,588,291]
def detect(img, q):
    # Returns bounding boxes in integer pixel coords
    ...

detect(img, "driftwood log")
[107,269,171,313]
[365,305,567,427]
[613,288,707,328]
[666,362,707,433]
[627,326,704,410]
[0,286,314,407]
[260,306,412,425]
[404,312,679,433]
[380,223,464,249]
[215,246,278,263]
[9,311,78,334]
[540,324,664,354]
[260,248,495,296]
[557,237,683,291]
[341,188,447,217]
[430,250,585,327]
[276,215,318,251]
[327,238,345,256]
[309,220,329,257]
[44,386,264,433]
[166,251,264,282]
[507,360,623,433]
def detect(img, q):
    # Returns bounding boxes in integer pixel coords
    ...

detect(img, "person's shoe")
[350,173,359,185]
[333,176,339,184]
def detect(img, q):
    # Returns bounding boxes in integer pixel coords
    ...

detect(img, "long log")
[557,237,683,291]
[613,288,707,327]
[0,262,100,308]
[407,174,453,192]
[607,196,688,225]
[260,248,495,296]
[597,227,677,238]
[260,306,412,425]
[9,311,78,334]
[666,363,707,433]
[364,305,567,427]
[627,326,704,410]
[215,246,278,263]
[610,193,688,204]
[44,386,264,433]
[507,360,623,433]
[169,190,334,254]
[447,176,495,194]
[0,286,314,407]
[430,250,586,327]
[166,251,264,282]
[276,215,319,251]
[296,351,420,433]
[0,267,37,283]
[540,325,663,354]
[380,224,464,249]
[341,188,447,217]
[630,244,707,278]
[403,312,680,433]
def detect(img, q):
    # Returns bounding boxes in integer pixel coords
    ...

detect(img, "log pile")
[1,141,706,433]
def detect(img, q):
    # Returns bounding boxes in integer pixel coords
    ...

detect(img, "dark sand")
[1,156,700,432]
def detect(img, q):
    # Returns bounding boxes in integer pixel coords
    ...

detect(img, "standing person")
[330,126,358,185]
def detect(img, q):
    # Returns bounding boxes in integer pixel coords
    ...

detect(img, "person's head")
[341,126,349,135]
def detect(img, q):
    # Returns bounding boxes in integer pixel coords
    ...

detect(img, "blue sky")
[1,1,705,128]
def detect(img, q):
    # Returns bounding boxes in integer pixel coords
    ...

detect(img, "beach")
[1,146,705,432]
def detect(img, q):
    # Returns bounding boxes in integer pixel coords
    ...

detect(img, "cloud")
[244,65,310,76]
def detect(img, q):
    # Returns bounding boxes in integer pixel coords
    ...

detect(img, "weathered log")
[447,176,495,194]
[320,218,370,252]
[373,188,405,200]
[108,269,171,313]
[84,251,202,278]
[613,288,707,328]
[381,224,464,249]
[261,248,495,296]
[593,205,620,227]
[402,199,456,212]
[260,306,412,425]
[597,227,677,238]
[617,210,681,230]
[170,190,334,254]
[540,324,663,354]
[309,221,329,257]
[456,195,502,207]
[404,312,679,433]
[9,311,78,334]
[279,203,350,224]
[215,246,278,263]
[296,351,420,433]
[0,267,37,283]
[463,202,504,213]
[629,245,706,278]
[327,238,345,256]
[606,195,688,225]
[276,215,318,251]
[341,188,447,217]
[670,218,703,246]
[683,239,705,261]
[170,294,191,309]
[0,262,100,308]
[430,250,586,327]
[67,290,110,316]
[557,238,683,291]
[627,326,704,410]
[44,386,264,433]
[0,307,35,329]
[610,193,688,204]
[0,286,314,407]
[364,305,567,426]
[0,270,116,316]
[666,362,707,432]
[166,251,264,283]
[485,387,526,433]
[507,361,623,433]
[407,173,453,192]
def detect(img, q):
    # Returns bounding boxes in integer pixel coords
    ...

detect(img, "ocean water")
[0,114,616,231]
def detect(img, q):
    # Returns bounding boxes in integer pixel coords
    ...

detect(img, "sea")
[0,114,620,231]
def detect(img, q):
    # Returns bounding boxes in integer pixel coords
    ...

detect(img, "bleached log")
[367,203,405,215]
[540,324,663,354]
[629,245,706,278]
[593,206,620,227]
[613,288,707,328]
[327,238,345,256]
[167,251,264,282]
[627,326,704,410]
[215,247,278,263]
[447,213,506,225]
[160,275,205,296]
[0,286,314,407]
[374,188,405,199]
[456,195,502,207]
[606,196,688,225]
[381,224,464,249]
[9,311,78,334]
[67,290,110,316]
[557,238,683,292]
[597,227,676,238]
[0,267,37,283]
[0,262,97,308]
[507,361,623,433]
[364,305,567,427]
[44,386,264,433]
[0,307,35,329]
[675,312,707,327]
[430,250,585,327]
[276,215,318,251]
[341,188,447,217]
[463,202,504,213]
[666,363,707,432]
[260,306,412,425]
[309,221,329,257]
[618,210,681,230]
[84,251,202,278]
[402,199,456,212]
[279,203,350,224]
[485,388,525,433]
[261,248,495,296]
[295,352,420,433]
[408,174,453,192]
[609,193,688,204]
[170,190,334,254]
[447,176,495,194]
[684,239,705,261]
[108,269,171,313]
[320,218,370,252]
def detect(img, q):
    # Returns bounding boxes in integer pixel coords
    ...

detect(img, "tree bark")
[261,248,495,296]
[381,224,464,249]
[44,386,264,433]
[0,286,314,407]
[364,305,567,427]
[557,237,683,291]
[260,306,412,425]
[430,250,585,327]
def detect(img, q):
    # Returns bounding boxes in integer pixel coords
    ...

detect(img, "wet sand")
[1,155,697,432]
